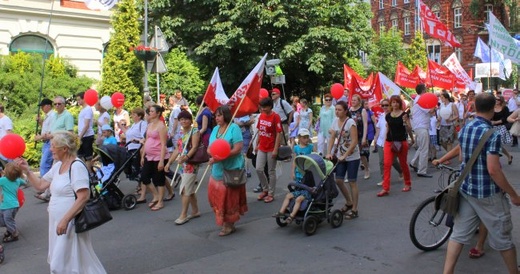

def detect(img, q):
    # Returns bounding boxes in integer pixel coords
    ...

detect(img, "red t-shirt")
[257,111,282,152]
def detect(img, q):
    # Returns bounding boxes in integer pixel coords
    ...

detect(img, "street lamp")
[143,0,149,97]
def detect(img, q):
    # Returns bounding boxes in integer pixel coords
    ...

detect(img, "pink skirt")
[208,176,248,226]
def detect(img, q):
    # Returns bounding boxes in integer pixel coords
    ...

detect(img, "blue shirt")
[0,177,25,209]
[103,136,118,145]
[458,116,501,198]
[294,144,313,180]
[209,123,244,181]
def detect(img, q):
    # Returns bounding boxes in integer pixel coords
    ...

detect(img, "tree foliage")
[148,48,205,109]
[368,28,406,79]
[0,52,93,165]
[148,0,374,98]
[101,0,143,111]
[401,31,427,71]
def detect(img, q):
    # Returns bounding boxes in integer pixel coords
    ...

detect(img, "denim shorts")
[334,159,360,182]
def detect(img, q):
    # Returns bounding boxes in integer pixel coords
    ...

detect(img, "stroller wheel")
[330,209,344,228]
[303,216,319,236]
[122,194,137,210]
[275,217,288,227]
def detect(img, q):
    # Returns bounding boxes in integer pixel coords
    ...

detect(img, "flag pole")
[170,75,214,187]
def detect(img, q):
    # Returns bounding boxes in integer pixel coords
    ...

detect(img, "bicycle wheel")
[409,196,453,251]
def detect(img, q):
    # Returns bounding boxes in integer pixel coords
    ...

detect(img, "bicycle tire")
[409,196,453,251]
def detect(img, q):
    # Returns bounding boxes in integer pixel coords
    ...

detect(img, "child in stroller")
[273,154,344,235]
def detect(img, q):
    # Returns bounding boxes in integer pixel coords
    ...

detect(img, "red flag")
[343,64,364,92]
[227,54,267,117]
[350,72,383,108]
[395,62,419,89]
[469,68,473,80]
[203,68,228,112]
[419,0,461,48]
[427,59,455,90]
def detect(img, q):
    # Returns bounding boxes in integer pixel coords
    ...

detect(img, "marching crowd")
[0,85,520,273]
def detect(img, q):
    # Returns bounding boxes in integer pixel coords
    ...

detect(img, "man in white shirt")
[409,84,433,178]
[76,91,95,171]
[271,88,293,144]
[0,105,13,141]
[507,89,519,147]
[34,98,56,176]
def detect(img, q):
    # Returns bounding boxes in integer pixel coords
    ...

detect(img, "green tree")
[0,52,93,165]
[368,28,406,79]
[101,0,143,111]
[148,48,205,110]
[149,0,374,98]
[401,31,427,71]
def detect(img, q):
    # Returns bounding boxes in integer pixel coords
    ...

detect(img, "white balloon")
[100,96,113,110]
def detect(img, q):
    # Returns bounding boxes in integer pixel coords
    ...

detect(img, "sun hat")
[298,128,310,136]
[101,124,113,132]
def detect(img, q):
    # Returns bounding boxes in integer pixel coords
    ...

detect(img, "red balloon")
[0,134,26,159]
[84,89,98,106]
[330,83,344,100]
[111,92,125,108]
[259,88,269,99]
[417,93,438,109]
[209,139,231,160]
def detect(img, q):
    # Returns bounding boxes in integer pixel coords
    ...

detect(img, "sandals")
[344,210,358,220]
[163,193,175,201]
[3,234,18,243]
[377,190,389,197]
[148,200,159,208]
[285,215,295,224]
[402,186,412,192]
[257,191,268,201]
[340,204,353,213]
[263,195,274,203]
[218,226,236,237]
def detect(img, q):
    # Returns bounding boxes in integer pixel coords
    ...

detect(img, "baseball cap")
[272,88,281,95]
[101,124,113,132]
[39,98,53,106]
[298,128,310,136]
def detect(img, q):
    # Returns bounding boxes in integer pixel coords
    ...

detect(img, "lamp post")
[143,0,149,97]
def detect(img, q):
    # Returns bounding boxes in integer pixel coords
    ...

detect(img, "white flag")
[443,53,475,90]
[378,72,401,98]
[85,0,118,10]
[488,12,520,64]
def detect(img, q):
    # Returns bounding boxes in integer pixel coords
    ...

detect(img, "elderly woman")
[138,105,170,210]
[17,131,106,273]
[208,106,247,236]
[165,110,201,225]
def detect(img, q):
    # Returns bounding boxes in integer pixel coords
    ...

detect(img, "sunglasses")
[53,103,63,106]
[381,104,389,107]
[324,99,332,101]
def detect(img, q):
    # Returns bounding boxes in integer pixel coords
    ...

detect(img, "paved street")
[2,147,520,274]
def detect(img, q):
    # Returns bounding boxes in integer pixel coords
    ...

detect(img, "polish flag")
[203,67,228,112]
[227,54,267,117]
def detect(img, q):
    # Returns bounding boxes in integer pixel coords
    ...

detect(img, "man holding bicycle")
[433,93,520,274]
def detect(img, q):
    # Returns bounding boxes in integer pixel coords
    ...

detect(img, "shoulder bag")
[331,118,349,164]
[70,160,113,233]
[276,115,293,161]
[185,128,210,165]
[510,121,520,137]
[223,168,247,188]
[246,131,259,159]
[434,128,495,216]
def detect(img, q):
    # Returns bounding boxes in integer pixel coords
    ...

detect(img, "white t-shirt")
[429,116,438,135]
[168,107,181,136]
[41,110,56,135]
[375,113,387,147]
[273,98,292,122]
[330,117,360,161]
[97,112,111,135]
[0,115,13,139]
[78,106,95,137]
[508,96,519,112]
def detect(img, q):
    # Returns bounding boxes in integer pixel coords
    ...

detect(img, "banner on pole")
[488,12,520,64]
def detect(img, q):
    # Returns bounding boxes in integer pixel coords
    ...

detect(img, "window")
[9,35,54,57]
[392,0,397,7]
[379,0,384,9]
[432,4,441,20]
[454,8,462,28]
[378,15,385,33]
[427,41,441,63]
[485,4,493,23]
[390,12,398,31]
[455,48,462,62]
[404,16,411,35]
[404,0,409,3]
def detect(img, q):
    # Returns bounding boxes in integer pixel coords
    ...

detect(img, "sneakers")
[246,171,252,178]
[257,191,268,201]
[253,185,263,193]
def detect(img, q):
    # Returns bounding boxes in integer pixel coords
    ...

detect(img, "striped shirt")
[458,116,501,198]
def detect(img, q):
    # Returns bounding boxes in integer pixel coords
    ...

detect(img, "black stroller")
[274,154,343,235]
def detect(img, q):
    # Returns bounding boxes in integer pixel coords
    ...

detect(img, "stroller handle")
[287,182,315,194]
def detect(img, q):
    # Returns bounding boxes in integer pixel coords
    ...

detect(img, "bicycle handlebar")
[436,164,457,172]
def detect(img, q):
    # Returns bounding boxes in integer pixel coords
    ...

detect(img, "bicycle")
[409,164,460,251]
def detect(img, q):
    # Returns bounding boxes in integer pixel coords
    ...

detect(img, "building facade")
[371,0,512,75]
[0,0,112,80]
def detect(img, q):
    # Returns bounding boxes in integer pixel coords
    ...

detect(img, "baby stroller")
[92,144,141,210]
[274,154,343,235]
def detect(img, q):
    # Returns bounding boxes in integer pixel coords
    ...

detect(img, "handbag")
[434,128,495,216]
[276,116,293,161]
[391,141,402,153]
[185,128,210,165]
[331,118,349,164]
[223,169,247,188]
[69,160,113,233]
[510,121,520,137]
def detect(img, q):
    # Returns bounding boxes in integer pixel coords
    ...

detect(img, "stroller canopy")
[294,154,333,183]
[96,144,129,171]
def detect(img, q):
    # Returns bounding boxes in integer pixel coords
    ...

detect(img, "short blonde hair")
[52,131,79,156]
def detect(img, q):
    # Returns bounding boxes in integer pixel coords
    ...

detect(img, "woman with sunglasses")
[373,99,402,186]
[317,93,335,156]
[492,95,513,165]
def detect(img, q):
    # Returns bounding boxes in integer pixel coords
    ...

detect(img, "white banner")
[488,13,520,64]
[85,0,118,10]
[475,63,500,78]
[443,53,475,90]
[378,72,401,98]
